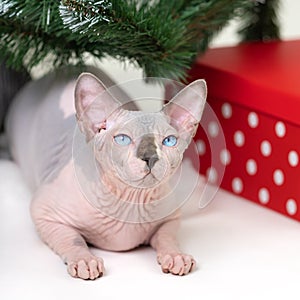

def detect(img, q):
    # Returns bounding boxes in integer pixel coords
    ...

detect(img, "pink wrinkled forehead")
[108,110,176,136]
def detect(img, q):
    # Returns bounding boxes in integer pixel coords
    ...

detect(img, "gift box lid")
[189,40,300,125]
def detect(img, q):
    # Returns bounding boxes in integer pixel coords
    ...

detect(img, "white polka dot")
[221,103,232,119]
[288,150,299,167]
[208,121,219,138]
[248,112,259,128]
[206,167,217,183]
[220,149,231,165]
[196,140,206,156]
[273,169,284,186]
[258,188,270,204]
[286,199,297,215]
[260,140,272,157]
[232,177,243,194]
[246,159,257,175]
[275,121,286,138]
[233,131,245,147]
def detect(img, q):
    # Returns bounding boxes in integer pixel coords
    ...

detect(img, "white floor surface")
[1,159,300,300]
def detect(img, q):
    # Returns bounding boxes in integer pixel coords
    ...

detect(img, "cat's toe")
[67,257,104,280]
[158,253,195,275]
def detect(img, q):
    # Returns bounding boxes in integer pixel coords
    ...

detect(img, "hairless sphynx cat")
[6,67,207,279]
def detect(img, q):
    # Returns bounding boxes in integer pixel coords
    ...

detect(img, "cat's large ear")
[163,79,207,144]
[75,72,121,141]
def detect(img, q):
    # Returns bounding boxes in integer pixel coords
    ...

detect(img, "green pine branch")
[238,0,281,42]
[0,0,271,81]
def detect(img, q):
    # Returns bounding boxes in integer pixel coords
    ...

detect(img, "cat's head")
[75,73,207,188]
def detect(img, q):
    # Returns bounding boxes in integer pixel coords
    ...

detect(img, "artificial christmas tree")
[0,0,279,81]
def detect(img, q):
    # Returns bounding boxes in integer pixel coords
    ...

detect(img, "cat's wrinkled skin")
[6,67,207,279]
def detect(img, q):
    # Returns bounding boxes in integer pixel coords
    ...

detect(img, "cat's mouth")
[131,171,162,188]
[141,173,160,187]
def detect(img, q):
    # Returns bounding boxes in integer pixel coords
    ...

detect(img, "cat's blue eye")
[114,134,132,146]
[162,135,177,147]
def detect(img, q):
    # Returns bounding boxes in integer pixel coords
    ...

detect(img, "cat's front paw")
[157,253,195,276]
[67,256,105,280]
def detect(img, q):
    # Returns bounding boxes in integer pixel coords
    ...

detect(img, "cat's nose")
[142,154,159,170]
[137,134,159,170]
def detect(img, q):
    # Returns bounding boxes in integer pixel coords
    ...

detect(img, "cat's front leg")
[31,195,104,280]
[150,216,195,276]
[35,219,104,279]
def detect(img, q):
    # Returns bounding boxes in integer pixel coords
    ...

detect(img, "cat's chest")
[50,163,163,251]
[79,214,160,251]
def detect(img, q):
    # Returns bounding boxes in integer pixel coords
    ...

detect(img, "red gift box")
[186,40,300,221]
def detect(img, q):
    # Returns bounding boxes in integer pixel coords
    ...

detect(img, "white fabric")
[1,159,300,300]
